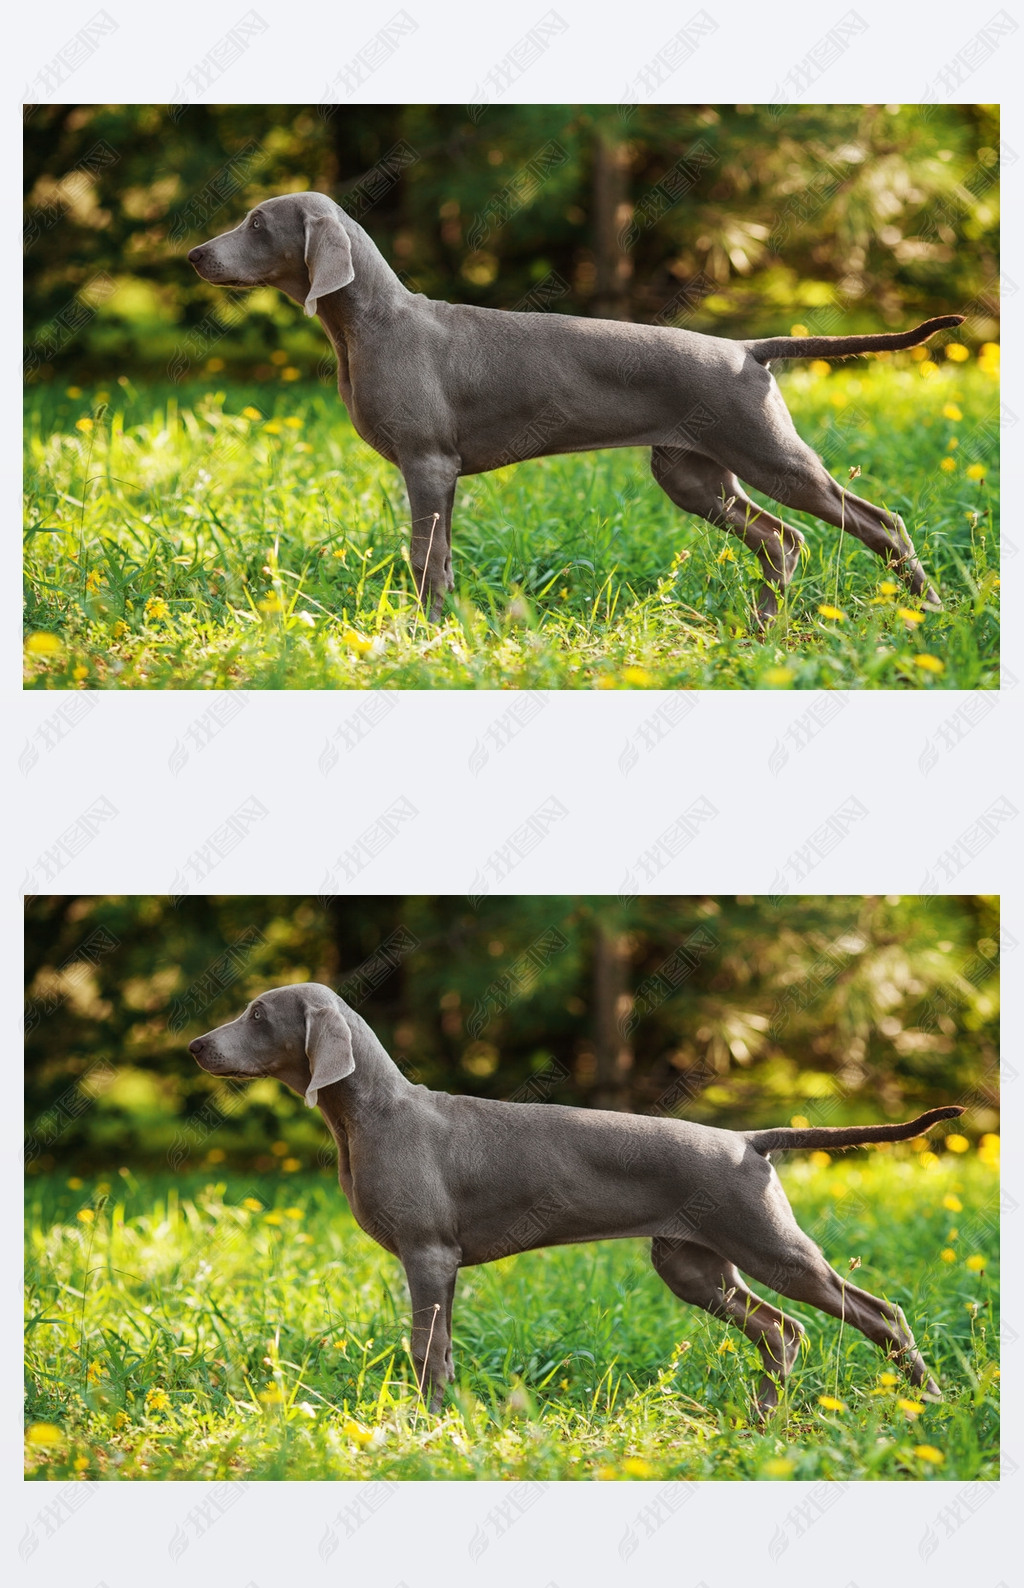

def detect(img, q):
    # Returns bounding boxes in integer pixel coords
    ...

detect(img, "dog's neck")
[315,215,411,348]
[315,1004,415,1141]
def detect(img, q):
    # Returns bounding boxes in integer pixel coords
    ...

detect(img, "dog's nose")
[187,245,206,264]
[189,1037,206,1057]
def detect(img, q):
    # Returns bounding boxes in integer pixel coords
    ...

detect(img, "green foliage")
[24,896,999,1171]
[24,105,999,377]
[23,357,999,689]
[24,1152,999,1480]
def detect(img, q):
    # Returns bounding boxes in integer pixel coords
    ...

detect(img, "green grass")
[25,1147,998,1480]
[24,357,998,689]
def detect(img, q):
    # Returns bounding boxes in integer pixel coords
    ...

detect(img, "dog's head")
[186,191,354,317]
[189,981,356,1107]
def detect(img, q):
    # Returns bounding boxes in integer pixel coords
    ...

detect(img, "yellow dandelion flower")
[87,1361,102,1384]
[940,1249,957,1263]
[965,1255,986,1272]
[66,385,83,397]
[282,1157,301,1172]
[113,1410,129,1430]
[241,1197,263,1212]
[914,1445,945,1463]
[282,367,301,381]
[75,416,94,432]
[145,1388,170,1413]
[918,1150,939,1168]
[717,546,735,562]
[914,655,944,673]
[343,1420,374,1446]
[284,1207,303,1220]
[263,420,282,434]
[818,605,845,620]
[259,595,285,615]
[259,1385,285,1405]
[623,1457,654,1478]
[623,666,654,687]
[966,463,986,480]
[947,437,959,449]
[762,1457,794,1478]
[763,666,794,687]
[944,344,969,362]
[264,1210,283,1225]
[26,1423,65,1447]
[73,1456,90,1471]
[85,570,101,593]
[919,360,939,377]
[978,1133,999,1154]
[897,608,924,624]
[717,1338,737,1353]
[206,1146,226,1163]
[878,1373,900,1387]
[898,1399,924,1417]
[790,1115,809,1129]
[942,404,963,421]
[241,406,263,421]
[284,415,303,428]
[790,324,809,337]
[810,360,831,377]
[979,342,1000,361]
[112,620,129,639]
[72,665,88,680]
[809,1150,831,1168]
[342,629,373,655]
[943,1194,962,1212]
[206,356,225,372]
[945,1134,969,1153]
[818,1395,846,1412]
[144,598,170,623]
[879,581,899,595]
[25,631,63,655]
[77,1208,94,1223]
[939,456,956,473]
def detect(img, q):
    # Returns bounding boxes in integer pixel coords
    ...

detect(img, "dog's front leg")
[401,456,459,620]
[402,1245,459,1411]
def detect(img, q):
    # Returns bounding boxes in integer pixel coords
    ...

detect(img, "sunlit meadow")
[23,345,999,690]
[25,1133,998,1480]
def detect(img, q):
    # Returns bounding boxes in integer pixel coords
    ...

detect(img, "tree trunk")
[592,132,634,320]
[590,923,635,1109]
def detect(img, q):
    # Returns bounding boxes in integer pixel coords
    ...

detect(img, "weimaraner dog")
[189,981,964,1417]
[187,191,963,628]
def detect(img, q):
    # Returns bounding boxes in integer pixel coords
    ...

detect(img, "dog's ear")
[303,206,354,316]
[303,1000,355,1106]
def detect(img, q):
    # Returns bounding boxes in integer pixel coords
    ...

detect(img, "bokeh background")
[24,103,999,381]
[25,894,999,1173]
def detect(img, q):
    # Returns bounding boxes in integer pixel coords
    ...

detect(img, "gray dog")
[187,191,963,627]
[189,981,963,1416]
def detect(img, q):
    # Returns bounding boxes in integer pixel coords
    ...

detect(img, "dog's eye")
[252,1007,262,1019]
[251,216,261,229]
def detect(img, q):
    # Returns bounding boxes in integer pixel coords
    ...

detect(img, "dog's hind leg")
[651,447,805,629]
[651,1237,806,1415]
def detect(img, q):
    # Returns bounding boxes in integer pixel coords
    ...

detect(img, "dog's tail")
[746,315,964,366]
[746,1105,965,1156]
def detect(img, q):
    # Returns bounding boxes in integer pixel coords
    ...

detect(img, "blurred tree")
[23,895,999,1171]
[23,103,999,379]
